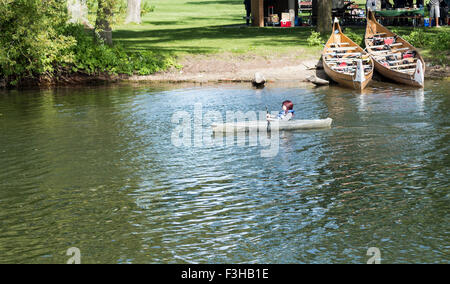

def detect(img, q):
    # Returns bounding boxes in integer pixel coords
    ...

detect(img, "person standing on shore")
[429,0,443,27]
[244,0,251,26]
[440,0,448,26]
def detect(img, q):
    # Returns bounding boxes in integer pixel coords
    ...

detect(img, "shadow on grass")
[143,20,188,26]
[134,46,219,55]
[142,16,243,26]
[186,16,244,21]
[185,0,243,5]
[114,25,316,54]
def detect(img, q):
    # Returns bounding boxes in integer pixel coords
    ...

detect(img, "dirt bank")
[126,52,449,84]
[2,52,448,89]
[127,53,322,84]
[0,71,123,89]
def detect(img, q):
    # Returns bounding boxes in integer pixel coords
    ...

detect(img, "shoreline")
[125,53,450,84]
[1,54,449,89]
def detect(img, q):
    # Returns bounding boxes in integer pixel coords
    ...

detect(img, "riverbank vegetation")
[1,0,448,88]
[0,0,176,87]
[397,28,450,66]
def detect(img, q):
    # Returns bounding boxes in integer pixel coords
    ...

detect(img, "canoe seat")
[368,33,388,39]
[325,58,370,63]
[368,43,403,49]
[382,58,417,64]
[388,63,417,69]
[373,53,402,59]
[338,71,373,76]
[371,48,409,54]
[324,52,362,56]
[332,65,372,70]
[391,47,410,52]
[326,47,358,51]
[329,42,350,46]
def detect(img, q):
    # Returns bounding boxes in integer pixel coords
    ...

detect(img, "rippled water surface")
[0,81,448,263]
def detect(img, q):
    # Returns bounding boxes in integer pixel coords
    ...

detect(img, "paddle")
[265,105,271,131]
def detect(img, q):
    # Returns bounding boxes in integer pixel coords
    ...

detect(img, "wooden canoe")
[365,10,425,88]
[322,18,374,90]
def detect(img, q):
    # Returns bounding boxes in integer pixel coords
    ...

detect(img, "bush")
[63,24,177,76]
[401,28,449,51]
[307,31,325,47]
[430,31,450,51]
[429,32,450,66]
[141,0,155,17]
[0,0,176,87]
[402,29,428,47]
[401,28,449,66]
[0,0,75,82]
[345,28,364,48]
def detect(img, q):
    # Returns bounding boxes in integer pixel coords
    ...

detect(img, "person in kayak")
[267,100,295,121]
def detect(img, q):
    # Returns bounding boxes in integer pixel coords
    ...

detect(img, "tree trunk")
[125,0,141,24]
[317,0,332,34]
[251,0,264,27]
[96,0,113,45]
[67,0,90,26]
[312,0,318,26]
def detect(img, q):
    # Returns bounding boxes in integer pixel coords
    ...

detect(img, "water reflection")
[0,81,448,263]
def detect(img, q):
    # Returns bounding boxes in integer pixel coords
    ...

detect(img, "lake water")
[0,81,448,264]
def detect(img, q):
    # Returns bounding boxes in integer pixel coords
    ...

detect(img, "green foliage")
[64,24,176,75]
[113,0,155,25]
[402,28,449,66]
[0,0,175,86]
[141,0,155,17]
[307,31,325,47]
[427,32,450,67]
[96,0,118,30]
[397,28,449,51]
[432,31,450,51]
[0,0,75,80]
[402,29,428,47]
[345,28,364,48]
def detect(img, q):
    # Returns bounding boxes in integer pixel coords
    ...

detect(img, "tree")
[125,0,141,24]
[67,0,91,27]
[317,0,332,34]
[95,0,117,45]
[0,0,172,86]
[312,0,318,26]
[0,0,74,80]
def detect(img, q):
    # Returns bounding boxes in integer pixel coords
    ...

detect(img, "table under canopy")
[375,8,425,17]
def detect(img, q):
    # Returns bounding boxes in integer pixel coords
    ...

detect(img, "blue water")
[0,81,448,263]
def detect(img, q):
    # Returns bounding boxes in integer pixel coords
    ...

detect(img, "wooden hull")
[365,11,425,88]
[373,60,423,88]
[323,60,372,90]
[322,20,374,90]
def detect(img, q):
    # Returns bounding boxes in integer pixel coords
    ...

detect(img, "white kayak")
[211,118,333,133]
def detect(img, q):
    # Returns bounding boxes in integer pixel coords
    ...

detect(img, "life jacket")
[278,109,295,119]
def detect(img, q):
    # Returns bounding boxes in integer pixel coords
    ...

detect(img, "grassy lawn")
[114,0,321,57]
[113,0,449,65]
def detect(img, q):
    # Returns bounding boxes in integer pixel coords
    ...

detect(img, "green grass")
[114,0,321,57]
[113,0,449,65]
